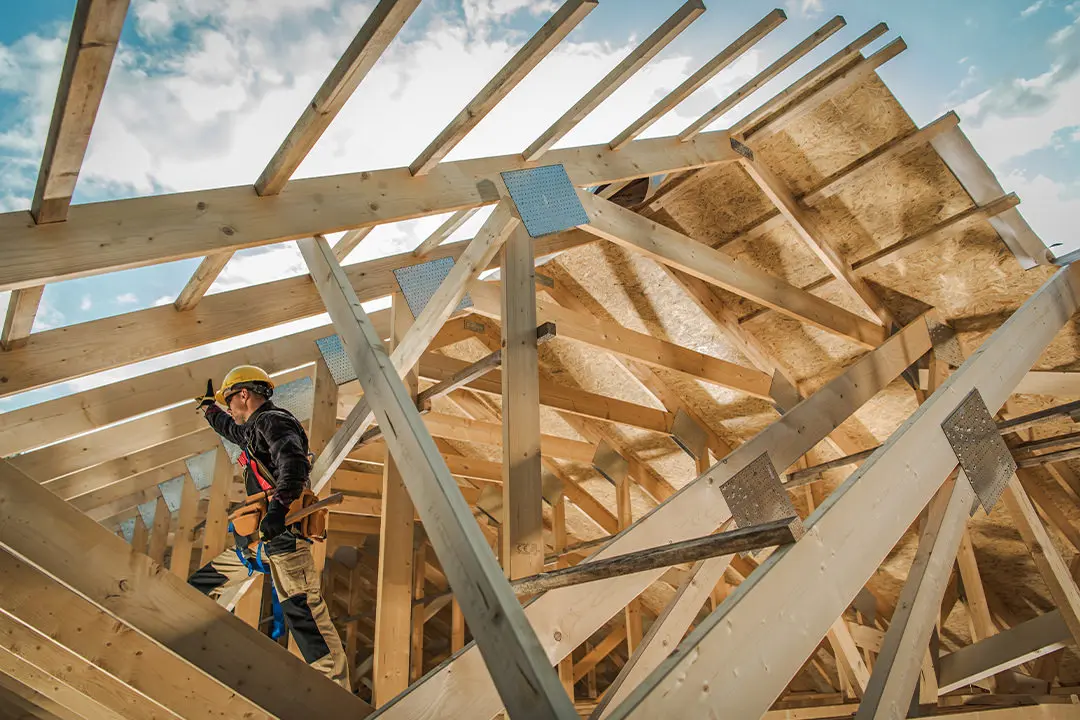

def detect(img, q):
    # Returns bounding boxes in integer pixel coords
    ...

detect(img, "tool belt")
[228,488,330,544]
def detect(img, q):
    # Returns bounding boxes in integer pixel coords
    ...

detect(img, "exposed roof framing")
[0,3,1073,719]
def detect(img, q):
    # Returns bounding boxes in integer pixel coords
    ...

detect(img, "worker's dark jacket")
[203,402,310,506]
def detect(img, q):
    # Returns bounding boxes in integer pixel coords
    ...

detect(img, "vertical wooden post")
[616,474,643,653]
[131,515,148,554]
[451,600,465,652]
[346,561,364,691]
[201,447,232,562]
[411,538,426,682]
[308,358,338,576]
[169,474,199,578]
[553,496,575,699]
[374,292,417,706]
[146,496,171,565]
[501,224,544,580]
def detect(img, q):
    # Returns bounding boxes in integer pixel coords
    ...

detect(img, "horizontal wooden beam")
[0,129,736,293]
[468,281,774,398]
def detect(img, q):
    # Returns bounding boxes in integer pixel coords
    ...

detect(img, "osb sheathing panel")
[528,69,1080,682]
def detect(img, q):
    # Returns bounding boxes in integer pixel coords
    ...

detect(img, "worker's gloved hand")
[195,379,216,412]
[260,500,288,541]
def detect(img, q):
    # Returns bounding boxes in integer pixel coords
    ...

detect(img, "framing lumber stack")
[1,1,1078,719]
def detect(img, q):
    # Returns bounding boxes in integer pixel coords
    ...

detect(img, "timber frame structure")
[2,1,1080,718]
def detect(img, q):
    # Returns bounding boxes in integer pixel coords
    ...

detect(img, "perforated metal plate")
[721,452,803,540]
[137,499,157,528]
[926,316,965,368]
[186,449,218,491]
[158,475,187,514]
[315,334,355,386]
[118,518,136,543]
[592,440,628,485]
[669,408,707,461]
[730,137,755,161]
[393,257,473,320]
[500,164,589,238]
[942,389,1016,515]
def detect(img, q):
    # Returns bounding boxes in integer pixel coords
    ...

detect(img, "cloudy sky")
[0,0,1077,411]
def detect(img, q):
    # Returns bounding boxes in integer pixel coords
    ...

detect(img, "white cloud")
[1006,171,1080,255]
[1021,1,1045,18]
[31,294,65,332]
[153,295,174,307]
[115,292,138,304]
[463,0,558,29]
[79,295,92,311]
[785,0,824,18]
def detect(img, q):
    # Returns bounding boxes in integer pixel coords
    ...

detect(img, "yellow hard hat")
[216,365,275,404]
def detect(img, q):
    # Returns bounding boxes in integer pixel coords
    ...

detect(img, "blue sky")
[0,0,1077,411]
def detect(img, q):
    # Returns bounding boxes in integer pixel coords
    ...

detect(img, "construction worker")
[187,365,349,690]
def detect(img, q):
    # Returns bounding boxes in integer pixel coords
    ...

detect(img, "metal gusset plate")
[315,334,355,385]
[592,440,628,485]
[158,475,187,514]
[942,388,1016,515]
[720,452,805,541]
[186,449,218,491]
[273,375,315,422]
[393,256,473,320]
[500,164,589,238]
[925,315,965,368]
[118,518,136,543]
[669,408,707,461]
[729,137,754,161]
[137,499,157,529]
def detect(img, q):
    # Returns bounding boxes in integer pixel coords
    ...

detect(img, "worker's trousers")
[188,530,350,690]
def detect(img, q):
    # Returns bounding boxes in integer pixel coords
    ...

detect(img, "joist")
[0,645,121,720]
[677,16,846,142]
[0,130,737,294]
[298,234,578,718]
[524,0,705,161]
[379,311,931,720]
[168,475,199,578]
[409,0,597,175]
[468,280,773,397]
[609,8,786,150]
[0,459,373,718]
[575,189,886,348]
[146,496,171,565]
[605,265,1080,719]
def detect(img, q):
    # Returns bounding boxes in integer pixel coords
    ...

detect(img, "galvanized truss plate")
[158,475,187,514]
[500,164,589,238]
[669,408,707,461]
[592,440,628,485]
[720,452,804,540]
[118,518,136,543]
[926,316,965,368]
[315,334,356,386]
[729,137,754,161]
[137,499,157,529]
[942,388,1016,515]
[393,256,473,320]
[273,375,314,422]
[186,449,219,491]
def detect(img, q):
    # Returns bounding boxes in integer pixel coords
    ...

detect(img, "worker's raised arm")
[201,402,247,446]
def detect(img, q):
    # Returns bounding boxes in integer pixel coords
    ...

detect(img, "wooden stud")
[604,266,1080,720]
[677,16,846,141]
[615,471,642,654]
[130,515,149,555]
[169,474,200,578]
[374,293,418,706]
[575,189,886,348]
[146,496,171,565]
[256,0,422,195]
[200,448,232,562]
[409,0,597,175]
[553,497,575,698]
[524,0,705,161]
[0,460,373,718]
[609,8,786,150]
[1,286,45,351]
[298,234,577,719]
[501,224,544,579]
[573,626,627,683]
[381,311,932,720]
[411,538,426,682]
